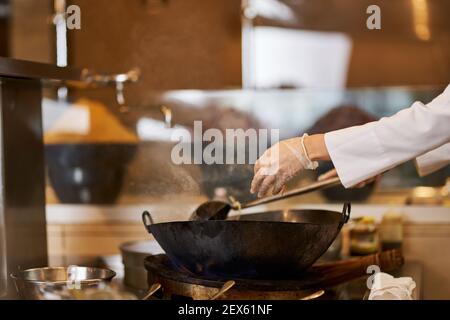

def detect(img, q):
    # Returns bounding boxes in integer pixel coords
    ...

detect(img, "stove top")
[143,250,403,300]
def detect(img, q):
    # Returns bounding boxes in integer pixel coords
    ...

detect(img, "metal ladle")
[190,177,341,221]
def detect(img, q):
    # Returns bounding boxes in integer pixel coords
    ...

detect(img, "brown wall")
[9,0,53,63]
[68,0,242,99]
[346,35,450,87]
[256,0,450,87]
[8,0,449,90]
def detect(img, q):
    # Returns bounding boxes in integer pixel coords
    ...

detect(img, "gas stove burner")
[144,251,403,300]
[146,254,329,291]
[144,254,330,300]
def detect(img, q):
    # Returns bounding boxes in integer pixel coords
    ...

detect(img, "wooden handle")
[311,249,404,272]
[304,250,404,288]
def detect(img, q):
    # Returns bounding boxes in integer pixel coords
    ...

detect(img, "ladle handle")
[240,177,342,209]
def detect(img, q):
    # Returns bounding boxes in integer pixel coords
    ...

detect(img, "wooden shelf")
[0,57,83,81]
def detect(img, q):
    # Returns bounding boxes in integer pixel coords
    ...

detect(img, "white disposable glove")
[250,134,318,198]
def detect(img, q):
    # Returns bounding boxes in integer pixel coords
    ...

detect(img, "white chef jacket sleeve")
[415,143,450,177]
[324,84,450,188]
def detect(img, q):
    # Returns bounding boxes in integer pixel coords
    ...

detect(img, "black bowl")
[45,143,137,204]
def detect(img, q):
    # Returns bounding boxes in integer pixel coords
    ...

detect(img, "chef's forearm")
[303,134,331,161]
[324,84,450,188]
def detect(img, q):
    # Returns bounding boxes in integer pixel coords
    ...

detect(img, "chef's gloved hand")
[250,135,318,198]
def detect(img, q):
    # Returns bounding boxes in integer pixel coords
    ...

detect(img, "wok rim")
[149,209,346,227]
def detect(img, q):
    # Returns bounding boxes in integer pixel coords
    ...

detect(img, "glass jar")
[350,216,379,256]
[380,209,403,251]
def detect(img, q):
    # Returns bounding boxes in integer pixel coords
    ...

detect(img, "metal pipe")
[53,0,68,100]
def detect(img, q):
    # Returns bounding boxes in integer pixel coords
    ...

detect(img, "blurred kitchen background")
[1,0,450,298]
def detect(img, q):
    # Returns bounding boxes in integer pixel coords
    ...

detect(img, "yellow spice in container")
[44,98,138,145]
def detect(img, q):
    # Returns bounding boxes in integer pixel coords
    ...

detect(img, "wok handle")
[341,203,351,224]
[142,211,154,233]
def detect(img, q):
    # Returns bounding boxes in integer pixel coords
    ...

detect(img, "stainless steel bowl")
[11,266,116,300]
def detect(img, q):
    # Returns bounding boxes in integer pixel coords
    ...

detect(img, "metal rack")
[45,66,141,112]
[0,58,141,113]
[78,67,140,113]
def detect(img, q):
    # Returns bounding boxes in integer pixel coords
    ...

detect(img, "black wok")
[142,203,350,279]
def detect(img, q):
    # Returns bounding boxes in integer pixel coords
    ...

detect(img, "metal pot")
[11,266,116,300]
[120,240,164,290]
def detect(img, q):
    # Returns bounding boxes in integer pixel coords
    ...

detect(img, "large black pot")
[142,203,350,279]
[45,143,137,204]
